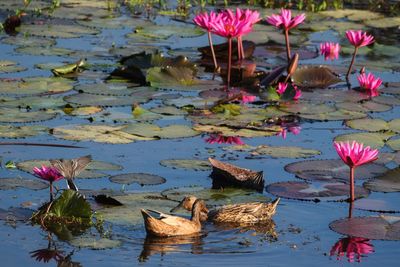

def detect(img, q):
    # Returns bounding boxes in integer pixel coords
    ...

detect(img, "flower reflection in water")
[276,124,301,139]
[30,248,64,263]
[330,236,374,263]
[205,134,245,145]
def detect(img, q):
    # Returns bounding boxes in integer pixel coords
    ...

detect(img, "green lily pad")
[0,125,48,138]
[320,9,383,20]
[74,83,148,96]
[266,181,369,201]
[387,137,400,151]
[0,77,73,96]
[364,167,400,193]
[375,152,400,165]
[329,216,400,240]
[0,177,48,190]
[388,119,400,133]
[301,89,369,103]
[130,24,204,39]
[15,46,76,57]
[193,124,280,138]
[285,159,388,182]
[109,173,166,186]
[147,66,220,91]
[381,83,400,95]
[64,89,155,107]
[1,96,65,109]
[279,102,335,114]
[149,106,188,116]
[162,186,270,206]
[163,96,219,109]
[0,108,57,123]
[1,36,56,47]
[97,192,177,225]
[251,145,320,159]
[52,124,154,144]
[335,101,392,113]
[19,24,100,38]
[16,159,120,179]
[122,123,200,139]
[70,237,121,250]
[373,95,400,106]
[159,159,211,171]
[364,17,400,28]
[299,109,367,121]
[63,106,103,116]
[334,132,394,149]
[346,118,389,132]
[0,60,27,73]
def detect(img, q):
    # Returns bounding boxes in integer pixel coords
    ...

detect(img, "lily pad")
[0,177,48,190]
[130,24,204,39]
[266,181,369,201]
[0,60,27,73]
[52,124,152,144]
[19,24,100,38]
[1,36,56,47]
[299,109,367,121]
[1,96,65,109]
[364,167,400,193]
[150,106,188,116]
[162,186,270,206]
[335,101,392,113]
[122,123,200,139]
[0,207,34,221]
[346,118,389,132]
[70,237,121,250]
[0,77,73,96]
[334,132,394,149]
[109,173,166,186]
[329,216,400,240]
[251,145,321,159]
[278,102,335,115]
[74,83,147,96]
[301,89,369,103]
[193,124,280,138]
[285,159,388,182]
[372,95,400,106]
[387,137,400,151]
[0,125,48,138]
[15,46,76,57]
[375,152,400,165]
[159,159,211,171]
[0,108,57,123]
[354,197,400,213]
[364,17,400,29]
[388,119,400,134]
[291,66,342,88]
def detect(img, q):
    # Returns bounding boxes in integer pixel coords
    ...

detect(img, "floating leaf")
[70,237,121,250]
[0,108,57,123]
[299,109,366,121]
[301,89,369,103]
[0,125,48,138]
[0,60,27,73]
[346,118,389,132]
[285,159,388,182]
[193,124,280,138]
[364,17,400,28]
[279,102,335,115]
[0,77,73,96]
[334,132,394,149]
[0,177,48,190]
[15,46,75,57]
[122,123,200,139]
[159,159,211,171]
[335,101,392,113]
[354,197,400,213]
[52,59,86,76]
[266,181,369,201]
[162,186,270,206]
[1,36,56,47]
[1,96,65,110]
[320,9,383,20]
[376,152,400,165]
[372,95,400,106]
[387,136,400,151]
[329,216,400,240]
[388,119,400,133]
[291,66,342,88]
[109,173,166,186]
[19,24,100,38]
[74,83,145,96]
[364,167,400,193]
[251,145,321,158]
[131,24,204,39]
[150,106,187,116]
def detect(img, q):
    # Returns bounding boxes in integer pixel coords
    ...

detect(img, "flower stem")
[349,166,355,202]
[346,46,358,80]
[237,37,241,60]
[348,201,353,218]
[284,29,291,63]
[240,37,245,60]
[227,37,232,87]
[207,31,218,72]
[49,181,54,202]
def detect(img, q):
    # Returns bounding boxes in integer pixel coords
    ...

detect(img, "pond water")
[0,1,400,266]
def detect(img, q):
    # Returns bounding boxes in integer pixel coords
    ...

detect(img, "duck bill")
[170,201,184,213]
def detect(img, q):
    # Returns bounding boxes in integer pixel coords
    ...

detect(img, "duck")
[170,196,280,224]
[141,199,208,237]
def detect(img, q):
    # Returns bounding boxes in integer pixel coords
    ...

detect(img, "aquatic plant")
[330,237,374,262]
[33,165,63,201]
[266,9,306,62]
[345,30,374,79]
[333,141,379,202]
[357,72,382,97]
[275,82,302,100]
[205,134,244,145]
[320,42,340,61]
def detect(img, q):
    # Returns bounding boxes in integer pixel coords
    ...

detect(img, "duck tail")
[271,198,280,209]
[141,209,152,220]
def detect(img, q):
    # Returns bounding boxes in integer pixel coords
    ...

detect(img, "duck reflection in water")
[139,234,205,262]
[330,236,374,263]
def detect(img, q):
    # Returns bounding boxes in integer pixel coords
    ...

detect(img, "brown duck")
[141,199,208,237]
[171,196,280,224]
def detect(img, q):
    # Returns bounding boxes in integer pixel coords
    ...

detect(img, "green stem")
[207,31,218,71]
[227,37,232,87]
[284,29,291,63]
[346,46,358,80]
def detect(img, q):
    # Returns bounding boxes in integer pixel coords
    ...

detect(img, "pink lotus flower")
[320,42,340,61]
[277,125,301,139]
[33,165,63,183]
[334,141,378,201]
[357,72,382,97]
[210,12,252,39]
[241,93,256,103]
[205,134,244,145]
[293,85,302,100]
[330,237,374,263]
[33,165,64,202]
[276,82,288,95]
[193,11,222,32]
[346,30,374,48]
[266,8,306,31]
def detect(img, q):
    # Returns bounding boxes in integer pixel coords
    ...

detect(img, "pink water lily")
[193,11,222,72]
[345,30,374,79]
[277,126,301,139]
[293,85,302,100]
[241,92,256,103]
[33,165,63,201]
[276,82,288,95]
[266,9,306,62]
[205,134,244,145]
[334,141,378,202]
[330,237,374,263]
[320,42,340,61]
[357,72,382,97]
